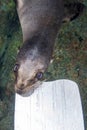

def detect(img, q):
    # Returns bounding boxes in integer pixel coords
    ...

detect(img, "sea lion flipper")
[63,2,85,22]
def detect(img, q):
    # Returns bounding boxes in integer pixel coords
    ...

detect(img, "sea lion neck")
[17,31,55,64]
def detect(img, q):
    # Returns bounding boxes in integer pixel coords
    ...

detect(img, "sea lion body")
[14,0,85,96]
[14,0,64,96]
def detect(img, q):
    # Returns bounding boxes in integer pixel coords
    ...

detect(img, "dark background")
[0,0,87,129]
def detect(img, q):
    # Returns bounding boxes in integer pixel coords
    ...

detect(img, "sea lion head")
[14,36,51,96]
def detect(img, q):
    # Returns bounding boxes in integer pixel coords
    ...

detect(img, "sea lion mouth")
[15,81,42,97]
[15,87,34,97]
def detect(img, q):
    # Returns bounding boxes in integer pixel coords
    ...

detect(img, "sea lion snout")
[15,78,42,96]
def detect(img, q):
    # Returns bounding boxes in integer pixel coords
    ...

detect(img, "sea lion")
[13,0,85,96]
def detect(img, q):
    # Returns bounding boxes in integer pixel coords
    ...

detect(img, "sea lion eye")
[14,64,19,73]
[36,72,43,80]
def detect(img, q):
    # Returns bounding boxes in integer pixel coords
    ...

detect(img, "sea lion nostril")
[18,84,25,90]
